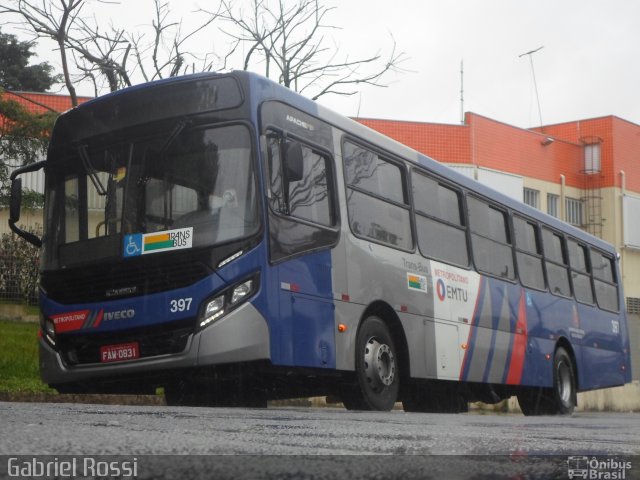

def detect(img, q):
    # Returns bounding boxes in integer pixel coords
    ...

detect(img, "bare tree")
[209,0,407,100]
[1,0,220,97]
[3,0,406,102]
[0,0,87,106]
[129,0,221,82]
[69,19,132,93]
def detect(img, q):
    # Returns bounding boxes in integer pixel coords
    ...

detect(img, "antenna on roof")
[519,46,544,131]
[460,59,464,125]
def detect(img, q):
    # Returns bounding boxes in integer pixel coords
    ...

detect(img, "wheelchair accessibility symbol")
[123,234,143,257]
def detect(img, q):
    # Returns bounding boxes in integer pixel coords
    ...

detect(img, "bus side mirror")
[284,141,304,183]
[8,160,46,248]
[9,177,22,223]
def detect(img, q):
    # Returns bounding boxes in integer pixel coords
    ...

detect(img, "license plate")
[99,342,140,363]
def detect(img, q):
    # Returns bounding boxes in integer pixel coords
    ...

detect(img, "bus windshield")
[43,123,258,269]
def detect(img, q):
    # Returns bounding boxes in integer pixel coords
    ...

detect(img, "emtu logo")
[437,279,446,301]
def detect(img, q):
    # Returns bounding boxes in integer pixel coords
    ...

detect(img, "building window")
[584,143,601,174]
[547,194,559,218]
[565,197,583,226]
[523,188,539,209]
[626,297,640,315]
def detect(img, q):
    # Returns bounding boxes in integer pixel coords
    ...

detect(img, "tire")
[342,316,400,411]
[552,347,577,414]
[517,387,553,416]
[517,346,576,416]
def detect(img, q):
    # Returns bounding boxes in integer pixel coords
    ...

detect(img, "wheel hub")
[363,337,396,391]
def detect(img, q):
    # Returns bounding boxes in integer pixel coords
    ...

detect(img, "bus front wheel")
[517,346,576,415]
[342,316,400,411]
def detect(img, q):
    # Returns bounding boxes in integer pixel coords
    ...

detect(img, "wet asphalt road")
[0,402,638,479]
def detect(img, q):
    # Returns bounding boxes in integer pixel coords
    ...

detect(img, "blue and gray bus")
[9,71,632,413]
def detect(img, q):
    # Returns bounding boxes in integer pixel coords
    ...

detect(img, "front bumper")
[40,302,270,386]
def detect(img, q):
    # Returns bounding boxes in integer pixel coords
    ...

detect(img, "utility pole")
[460,59,464,125]
[519,46,544,131]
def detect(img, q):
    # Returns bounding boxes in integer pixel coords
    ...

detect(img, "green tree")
[0,91,56,207]
[0,30,60,207]
[0,28,61,91]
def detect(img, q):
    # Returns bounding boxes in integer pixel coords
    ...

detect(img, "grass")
[0,319,55,393]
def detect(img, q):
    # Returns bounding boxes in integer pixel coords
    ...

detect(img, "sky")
[6,0,640,129]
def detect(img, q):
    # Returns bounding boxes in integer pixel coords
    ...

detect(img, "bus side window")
[267,135,286,214]
[467,196,515,280]
[568,238,594,304]
[267,134,334,227]
[542,228,571,297]
[591,249,619,311]
[343,141,412,250]
[513,216,545,290]
[286,142,334,226]
[412,171,468,267]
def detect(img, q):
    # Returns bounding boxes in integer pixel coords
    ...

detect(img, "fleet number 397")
[170,297,192,313]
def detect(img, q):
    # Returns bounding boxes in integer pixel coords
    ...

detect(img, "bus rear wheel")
[342,316,400,411]
[517,346,576,415]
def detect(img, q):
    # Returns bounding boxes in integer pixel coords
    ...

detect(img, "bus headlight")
[199,274,259,330]
[42,316,56,347]
[231,279,253,305]
[201,297,225,328]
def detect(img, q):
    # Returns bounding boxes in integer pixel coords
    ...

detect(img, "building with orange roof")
[1,89,91,115]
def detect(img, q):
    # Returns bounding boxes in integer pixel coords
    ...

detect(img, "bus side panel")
[577,303,628,390]
[518,336,555,388]
[580,347,627,390]
[342,236,441,379]
[460,278,533,386]
[515,289,627,390]
[269,250,336,369]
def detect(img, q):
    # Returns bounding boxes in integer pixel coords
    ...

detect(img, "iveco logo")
[286,114,315,131]
[105,286,138,298]
[104,309,136,321]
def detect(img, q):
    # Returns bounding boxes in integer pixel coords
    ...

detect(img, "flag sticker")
[144,233,175,251]
[124,227,193,257]
[407,273,428,293]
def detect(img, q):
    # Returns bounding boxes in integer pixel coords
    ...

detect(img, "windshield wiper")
[78,144,107,196]
[159,118,190,155]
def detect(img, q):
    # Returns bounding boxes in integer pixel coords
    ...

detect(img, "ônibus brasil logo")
[567,456,632,479]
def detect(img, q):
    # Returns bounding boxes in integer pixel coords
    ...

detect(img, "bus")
[9,71,632,413]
